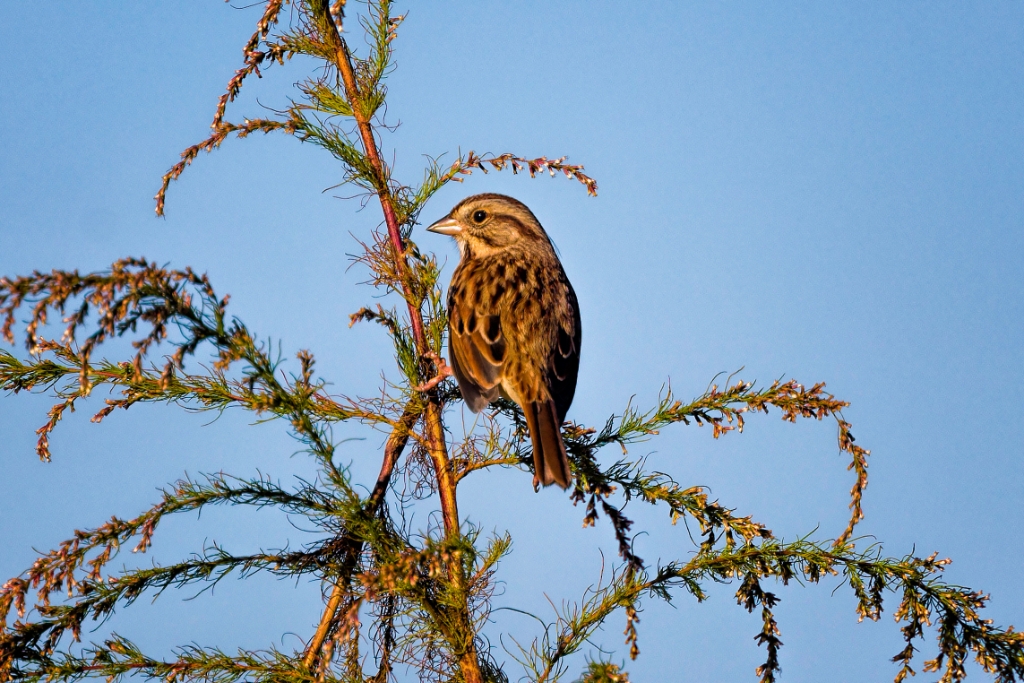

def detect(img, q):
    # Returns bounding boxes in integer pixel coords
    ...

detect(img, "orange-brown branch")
[309,0,457,531]
[307,4,475,680]
[312,0,424,349]
[303,403,419,671]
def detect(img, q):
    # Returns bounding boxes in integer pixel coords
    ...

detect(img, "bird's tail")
[524,399,572,489]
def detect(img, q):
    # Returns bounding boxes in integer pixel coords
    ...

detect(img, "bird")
[426,194,581,489]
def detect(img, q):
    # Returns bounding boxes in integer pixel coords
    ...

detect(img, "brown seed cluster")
[448,151,598,197]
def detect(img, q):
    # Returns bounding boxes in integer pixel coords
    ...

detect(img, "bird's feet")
[412,351,453,392]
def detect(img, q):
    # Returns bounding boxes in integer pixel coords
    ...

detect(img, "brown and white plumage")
[427,194,581,489]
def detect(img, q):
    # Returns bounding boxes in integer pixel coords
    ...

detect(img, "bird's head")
[426,194,551,258]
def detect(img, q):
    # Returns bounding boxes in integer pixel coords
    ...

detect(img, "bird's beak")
[425,216,462,236]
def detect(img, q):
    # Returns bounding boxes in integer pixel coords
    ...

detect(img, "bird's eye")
[472,210,488,224]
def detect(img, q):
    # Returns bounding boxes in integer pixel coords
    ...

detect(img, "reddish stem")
[311,0,456,528]
[305,6,473,679]
[320,12,424,348]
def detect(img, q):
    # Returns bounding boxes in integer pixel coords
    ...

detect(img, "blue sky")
[1,3,1022,681]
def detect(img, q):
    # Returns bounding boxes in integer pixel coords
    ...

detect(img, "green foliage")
[2,3,1023,683]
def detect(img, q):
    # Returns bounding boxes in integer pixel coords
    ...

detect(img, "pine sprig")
[2,547,325,669]
[447,151,598,197]
[567,380,870,545]
[575,458,772,552]
[0,473,343,628]
[514,540,1024,683]
[6,639,330,683]
[0,262,425,465]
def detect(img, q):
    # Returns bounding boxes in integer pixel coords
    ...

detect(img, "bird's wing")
[448,292,506,413]
[545,282,581,423]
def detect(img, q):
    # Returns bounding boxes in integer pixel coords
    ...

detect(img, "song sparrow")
[427,194,581,489]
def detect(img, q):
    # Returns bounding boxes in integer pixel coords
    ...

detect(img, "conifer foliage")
[1,3,1022,682]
